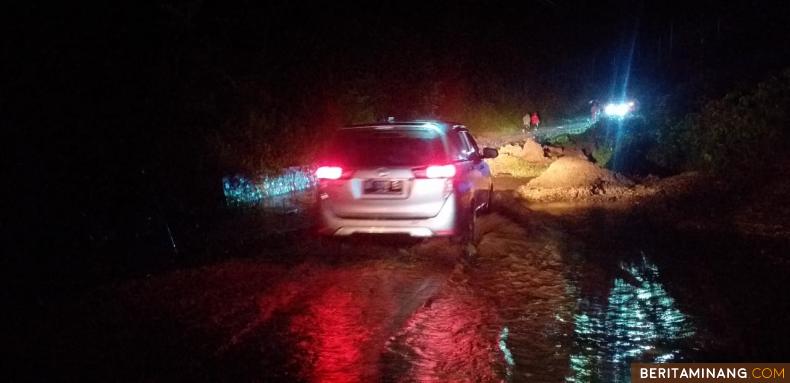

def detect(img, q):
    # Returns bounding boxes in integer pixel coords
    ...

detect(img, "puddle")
[566,256,695,382]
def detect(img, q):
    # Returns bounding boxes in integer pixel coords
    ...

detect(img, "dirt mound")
[527,157,632,189]
[496,139,546,162]
[474,132,527,149]
[485,140,550,178]
[521,139,546,162]
[486,155,548,178]
[649,172,702,195]
[731,167,790,238]
[497,144,524,157]
[518,157,634,201]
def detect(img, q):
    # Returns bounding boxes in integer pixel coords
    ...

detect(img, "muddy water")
[372,213,696,382]
[218,193,788,383]
[25,183,789,382]
[237,217,692,381]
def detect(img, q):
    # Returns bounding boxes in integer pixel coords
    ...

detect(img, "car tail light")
[425,164,456,179]
[316,166,343,180]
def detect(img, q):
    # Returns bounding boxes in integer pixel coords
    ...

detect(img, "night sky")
[7,1,790,123]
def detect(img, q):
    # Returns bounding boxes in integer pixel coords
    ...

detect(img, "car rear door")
[319,127,454,219]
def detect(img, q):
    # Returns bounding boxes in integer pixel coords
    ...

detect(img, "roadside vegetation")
[562,69,790,179]
[16,2,789,297]
[653,68,790,176]
[486,69,790,240]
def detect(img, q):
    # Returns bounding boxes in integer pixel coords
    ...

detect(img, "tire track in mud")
[380,205,577,382]
[219,240,464,382]
[116,198,579,382]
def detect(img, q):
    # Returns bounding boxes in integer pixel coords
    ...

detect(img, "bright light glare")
[604,102,632,117]
[421,121,443,135]
[410,228,433,237]
[316,166,343,180]
[426,164,456,178]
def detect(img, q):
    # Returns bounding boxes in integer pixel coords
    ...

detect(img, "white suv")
[315,121,497,241]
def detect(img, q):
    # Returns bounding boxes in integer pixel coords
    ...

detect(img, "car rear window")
[324,128,449,167]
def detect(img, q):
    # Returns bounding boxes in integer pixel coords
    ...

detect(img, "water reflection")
[567,255,695,382]
[381,285,503,382]
[246,215,696,383]
[498,326,515,380]
[277,259,451,383]
[288,285,387,382]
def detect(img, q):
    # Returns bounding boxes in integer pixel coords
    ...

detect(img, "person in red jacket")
[529,111,541,131]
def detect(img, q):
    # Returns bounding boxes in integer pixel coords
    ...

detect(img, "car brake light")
[425,164,456,178]
[316,166,343,180]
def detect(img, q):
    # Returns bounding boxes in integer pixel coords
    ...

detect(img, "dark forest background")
[4,1,789,293]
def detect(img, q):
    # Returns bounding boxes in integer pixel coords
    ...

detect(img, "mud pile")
[497,143,524,157]
[521,139,547,162]
[485,139,550,178]
[518,157,635,201]
[495,139,546,162]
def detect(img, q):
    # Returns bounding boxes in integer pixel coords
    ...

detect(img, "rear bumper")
[317,194,457,237]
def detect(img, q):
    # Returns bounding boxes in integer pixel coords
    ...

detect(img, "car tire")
[483,184,494,214]
[469,208,478,244]
[450,204,477,246]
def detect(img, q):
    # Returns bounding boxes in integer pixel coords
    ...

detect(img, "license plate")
[364,179,403,194]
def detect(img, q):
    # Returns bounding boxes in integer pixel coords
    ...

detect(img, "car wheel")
[451,205,477,245]
[469,207,479,243]
[483,184,494,214]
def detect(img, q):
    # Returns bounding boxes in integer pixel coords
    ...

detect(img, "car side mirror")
[482,147,498,159]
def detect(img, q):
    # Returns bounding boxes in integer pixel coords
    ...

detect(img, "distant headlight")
[604,103,628,117]
[604,102,635,117]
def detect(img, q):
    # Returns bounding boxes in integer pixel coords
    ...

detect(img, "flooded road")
[244,208,700,382]
[25,187,790,382]
[201,194,786,382]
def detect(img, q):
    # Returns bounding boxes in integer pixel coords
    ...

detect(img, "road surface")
[20,178,790,382]
[476,117,595,149]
